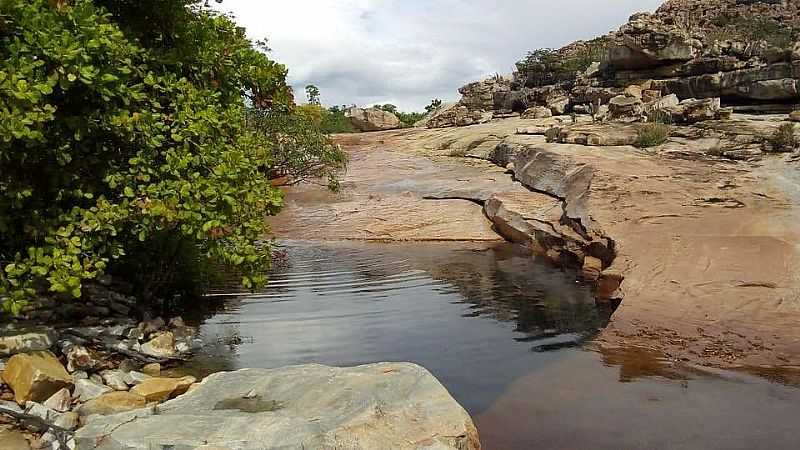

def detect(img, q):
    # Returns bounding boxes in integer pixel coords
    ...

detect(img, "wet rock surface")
[75,363,480,450]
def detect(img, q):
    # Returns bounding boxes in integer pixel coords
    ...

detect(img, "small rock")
[140,317,166,337]
[73,379,112,402]
[54,411,79,431]
[24,401,53,421]
[0,400,23,413]
[125,328,145,342]
[790,111,800,122]
[2,352,73,405]
[624,85,642,99]
[43,388,72,412]
[0,328,57,357]
[65,345,98,373]
[99,370,129,391]
[168,317,186,328]
[76,391,146,417]
[117,359,137,373]
[127,371,151,385]
[141,363,161,377]
[140,332,176,358]
[175,342,190,354]
[130,376,195,403]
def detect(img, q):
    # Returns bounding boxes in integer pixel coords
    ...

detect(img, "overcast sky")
[213,1,664,111]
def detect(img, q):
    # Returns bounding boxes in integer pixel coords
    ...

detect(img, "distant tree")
[377,104,398,114]
[305,84,321,105]
[425,99,443,114]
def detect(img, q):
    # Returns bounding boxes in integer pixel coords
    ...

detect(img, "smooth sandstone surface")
[75,363,480,450]
[271,117,800,367]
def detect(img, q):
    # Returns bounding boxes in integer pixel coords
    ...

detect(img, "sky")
[213,1,665,112]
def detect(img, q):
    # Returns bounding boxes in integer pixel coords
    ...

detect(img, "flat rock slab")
[75,363,480,450]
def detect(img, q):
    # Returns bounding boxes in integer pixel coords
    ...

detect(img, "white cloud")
[214,0,664,111]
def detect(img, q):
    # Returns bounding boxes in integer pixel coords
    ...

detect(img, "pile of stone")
[0,316,199,450]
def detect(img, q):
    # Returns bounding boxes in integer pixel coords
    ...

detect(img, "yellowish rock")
[77,391,146,416]
[1,351,72,405]
[582,256,603,282]
[130,376,195,403]
[141,363,161,377]
[0,426,31,450]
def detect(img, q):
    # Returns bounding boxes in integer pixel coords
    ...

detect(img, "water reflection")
[183,240,608,414]
[181,240,800,450]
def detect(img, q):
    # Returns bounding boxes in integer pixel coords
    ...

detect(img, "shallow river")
[183,240,800,450]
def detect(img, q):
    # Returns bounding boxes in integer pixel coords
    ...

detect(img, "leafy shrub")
[0,0,344,312]
[764,123,798,153]
[635,122,671,148]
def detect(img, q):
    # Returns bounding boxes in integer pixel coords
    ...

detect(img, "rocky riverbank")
[270,108,800,370]
[0,282,480,450]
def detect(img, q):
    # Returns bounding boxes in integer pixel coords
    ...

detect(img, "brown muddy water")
[182,240,800,450]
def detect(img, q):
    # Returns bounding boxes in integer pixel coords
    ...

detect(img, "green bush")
[635,122,670,148]
[0,0,344,312]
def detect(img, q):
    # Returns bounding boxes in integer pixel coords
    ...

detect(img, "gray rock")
[73,379,112,402]
[100,370,130,391]
[0,328,57,356]
[75,363,479,450]
[126,371,150,385]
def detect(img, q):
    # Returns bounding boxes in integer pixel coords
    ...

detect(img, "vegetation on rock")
[0,0,346,313]
[635,122,670,148]
[764,123,799,153]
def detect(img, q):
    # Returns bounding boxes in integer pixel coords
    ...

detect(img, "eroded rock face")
[346,107,402,132]
[2,352,73,405]
[75,363,480,450]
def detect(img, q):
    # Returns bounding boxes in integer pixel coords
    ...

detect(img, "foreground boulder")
[2,351,73,405]
[345,107,402,132]
[75,363,480,450]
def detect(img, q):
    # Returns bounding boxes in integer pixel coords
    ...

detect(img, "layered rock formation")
[430,0,799,128]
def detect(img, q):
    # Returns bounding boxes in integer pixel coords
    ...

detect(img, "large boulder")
[345,107,402,132]
[459,75,512,110]
[2,351,72,405]
[427,103,490,128]
[608,13,699,70]
[75,363,480,450]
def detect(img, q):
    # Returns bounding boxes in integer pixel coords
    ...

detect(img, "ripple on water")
[181,240,800,450]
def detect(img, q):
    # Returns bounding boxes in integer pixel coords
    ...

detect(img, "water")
[184,240,800,450]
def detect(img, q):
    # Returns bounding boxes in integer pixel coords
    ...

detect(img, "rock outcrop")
[346,106,402,132]
[439,0,800,131]
[75,363,480,450]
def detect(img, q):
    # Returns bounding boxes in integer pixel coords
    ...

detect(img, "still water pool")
[183,240,800,450]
